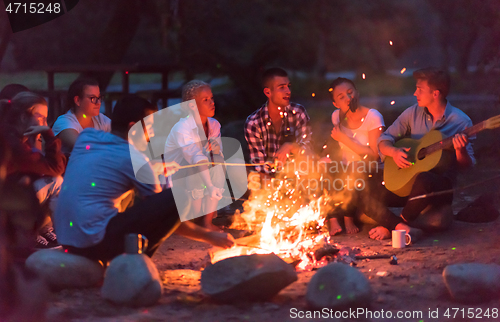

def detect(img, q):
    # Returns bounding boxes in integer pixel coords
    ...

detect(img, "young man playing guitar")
[369,67,475,240]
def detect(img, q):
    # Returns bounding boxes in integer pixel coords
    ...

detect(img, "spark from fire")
[391,101,395,105]
[389,40,393,46]
[362,73,366,79]
[400,68,406,74]
[215,156,340,269]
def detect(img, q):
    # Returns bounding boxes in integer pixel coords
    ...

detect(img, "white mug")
[392,230,411,248]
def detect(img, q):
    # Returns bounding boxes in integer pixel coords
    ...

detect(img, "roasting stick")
[176,161,270,170]
[408,174,500,201]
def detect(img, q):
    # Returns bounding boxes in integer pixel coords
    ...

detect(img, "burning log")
[312,244,340,261]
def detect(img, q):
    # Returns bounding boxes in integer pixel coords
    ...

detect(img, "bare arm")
[57,128,79,153]
[175,221,234,248]
[453,133,473,169]
[379,140,411,168]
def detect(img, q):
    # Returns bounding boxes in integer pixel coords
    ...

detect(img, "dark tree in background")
[430,0,500,75]
[0,0,498,99]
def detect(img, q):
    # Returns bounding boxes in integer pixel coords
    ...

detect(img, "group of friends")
[244,67,473,240]
[0,66,474,266]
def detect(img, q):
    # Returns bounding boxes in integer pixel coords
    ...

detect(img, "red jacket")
[6,129,66,178]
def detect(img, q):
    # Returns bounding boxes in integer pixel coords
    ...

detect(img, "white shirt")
[164,115,222,165]
[54,128,161,248]
[332,108,385,164]
[52,110,111,154]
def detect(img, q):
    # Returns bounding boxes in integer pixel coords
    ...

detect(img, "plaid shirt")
[244,102,312,173]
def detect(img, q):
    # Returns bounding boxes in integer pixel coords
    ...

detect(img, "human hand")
[23,126,50,137]
[330,125,345,142]
[163,161,179,177]
[206,231,235,249]
[452,133,468,150]
[208,139,221,155]
[275,142,294,164]
[207,185,223,200]
[150,161,179,177]
[392,147,412,168]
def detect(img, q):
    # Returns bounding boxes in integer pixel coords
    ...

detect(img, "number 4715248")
[5,3,61,14]
[443,308,498,319]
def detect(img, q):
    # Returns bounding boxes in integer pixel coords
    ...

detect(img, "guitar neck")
[423,122,484,156]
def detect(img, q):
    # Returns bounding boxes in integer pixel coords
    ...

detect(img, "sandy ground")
[45,165,500,322]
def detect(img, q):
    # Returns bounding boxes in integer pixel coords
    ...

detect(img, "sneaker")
[35,235,61,250]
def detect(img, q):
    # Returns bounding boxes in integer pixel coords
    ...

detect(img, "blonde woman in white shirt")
[164,80,225,231]
[326,78,385,236]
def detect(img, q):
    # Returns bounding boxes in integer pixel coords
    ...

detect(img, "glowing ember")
[400,68,406,74]
[389,40,393,46]
[311,93,315,97]
[362,73,366,79]
[390,101,395,105]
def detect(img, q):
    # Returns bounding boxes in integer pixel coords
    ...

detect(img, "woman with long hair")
[324,78,385,236]
[1,92,65,249]
[52,77,111,155]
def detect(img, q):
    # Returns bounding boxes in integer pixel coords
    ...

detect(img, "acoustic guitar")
[384,114,500,197]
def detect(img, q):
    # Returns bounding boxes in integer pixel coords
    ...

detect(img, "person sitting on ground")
[53,95,234,264]
[164,80,225,231]
[322,78,385,236]
[368,67,474,240]
[1,92,66,249]
[245,67,313,183]
[52,77,111,156]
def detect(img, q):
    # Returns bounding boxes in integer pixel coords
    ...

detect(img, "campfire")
[210,160,361,270]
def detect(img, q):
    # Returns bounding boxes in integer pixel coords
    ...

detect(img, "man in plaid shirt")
[244,68,312,177]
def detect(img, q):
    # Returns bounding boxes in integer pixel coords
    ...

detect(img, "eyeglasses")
[85,95,103,104]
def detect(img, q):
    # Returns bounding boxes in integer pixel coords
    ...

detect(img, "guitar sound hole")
[417,148,426,160]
